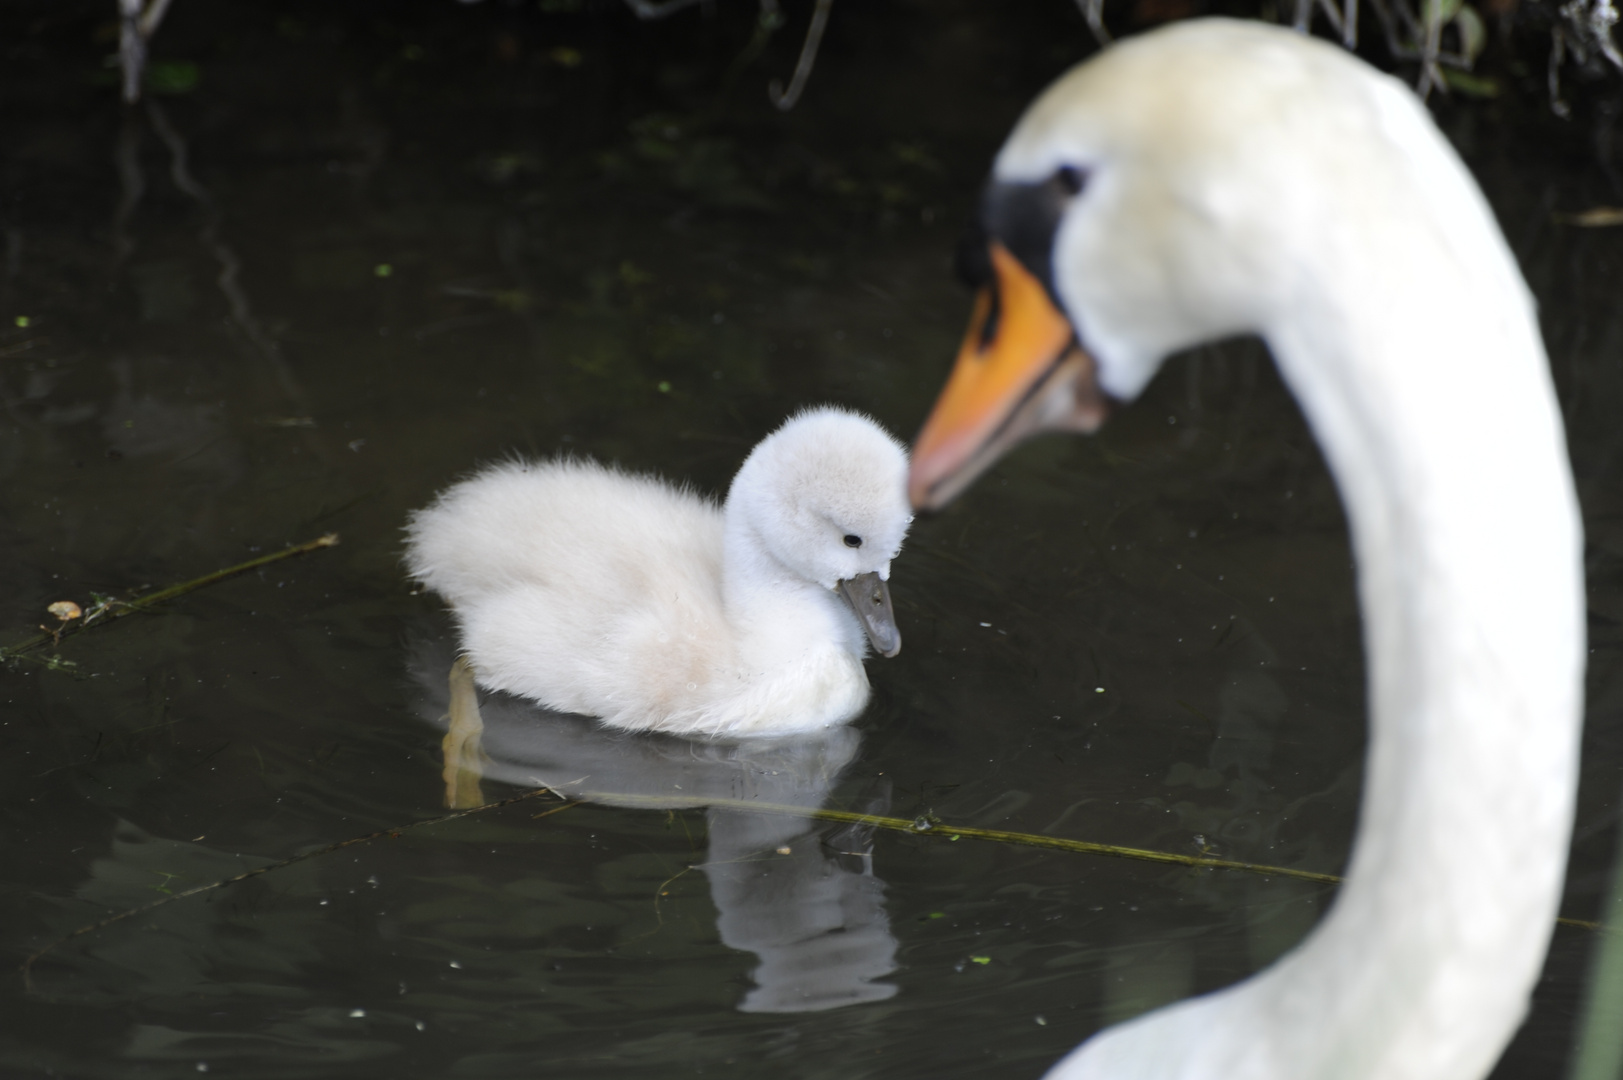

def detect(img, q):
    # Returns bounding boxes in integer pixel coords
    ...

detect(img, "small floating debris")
[41,601,82,644]
[46,601,82,622]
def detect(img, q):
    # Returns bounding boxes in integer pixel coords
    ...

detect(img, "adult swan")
[908,19,1585,1080]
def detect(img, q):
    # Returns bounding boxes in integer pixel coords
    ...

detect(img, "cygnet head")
[725,407,912,656]
[727,406,911,587]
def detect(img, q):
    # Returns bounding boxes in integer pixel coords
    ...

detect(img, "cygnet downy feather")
[404,406,912,738]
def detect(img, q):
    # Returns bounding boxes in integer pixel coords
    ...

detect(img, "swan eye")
[1054,164,1087,197]
[843,534,863,548]
[979,168,1086,310]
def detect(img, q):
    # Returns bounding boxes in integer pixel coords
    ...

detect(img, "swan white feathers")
[909,19,1584,1080]
[405,406,912,738]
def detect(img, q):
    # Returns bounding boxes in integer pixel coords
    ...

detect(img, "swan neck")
[1237,221,1585,1076]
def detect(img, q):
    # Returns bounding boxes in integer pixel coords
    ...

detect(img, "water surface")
[2,2,1621,1077]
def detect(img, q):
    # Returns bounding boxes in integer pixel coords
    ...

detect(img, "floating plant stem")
[20,777,1605,993]
[0,533,340,663]
[581,789,1346,884]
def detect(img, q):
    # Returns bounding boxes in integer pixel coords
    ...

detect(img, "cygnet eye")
[843,534,863,548]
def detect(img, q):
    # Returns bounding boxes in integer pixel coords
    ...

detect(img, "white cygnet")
[404,406,912,738]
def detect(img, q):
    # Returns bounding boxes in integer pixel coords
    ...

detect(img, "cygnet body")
[405,406,912,738]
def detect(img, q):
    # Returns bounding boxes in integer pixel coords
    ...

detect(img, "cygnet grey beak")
[838,571,902,658]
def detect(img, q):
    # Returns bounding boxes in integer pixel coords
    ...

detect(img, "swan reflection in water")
[412,648,899,1014]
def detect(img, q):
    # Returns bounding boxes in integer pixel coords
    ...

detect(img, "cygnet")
[404,406,912,737]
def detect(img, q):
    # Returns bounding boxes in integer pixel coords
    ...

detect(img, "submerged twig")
[20,784,574,992]
[0,533,339,663]
[443,656,490,809]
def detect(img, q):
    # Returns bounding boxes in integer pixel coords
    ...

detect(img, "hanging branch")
[769,0,833,110]
[1077,0,1113,46]
[1294,0,1359,47]
[716,0,787,96]
[615,0,820,110]
[118,0,177,104]
[1548,0,1623,116]
[622,0,710,18]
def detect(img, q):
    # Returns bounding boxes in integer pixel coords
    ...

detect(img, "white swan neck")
[1056,110,1585,1080]
[1249,268,1584,1077]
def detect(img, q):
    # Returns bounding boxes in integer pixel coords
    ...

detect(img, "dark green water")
[2,1,1620,1077]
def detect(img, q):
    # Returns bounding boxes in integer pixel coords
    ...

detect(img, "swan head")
[909,19,1395,509]
[725,406,913,657]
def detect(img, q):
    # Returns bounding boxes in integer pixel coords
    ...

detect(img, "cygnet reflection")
[410,644,899,1013]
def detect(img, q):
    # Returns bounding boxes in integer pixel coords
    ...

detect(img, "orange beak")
[908,242,1109,511]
